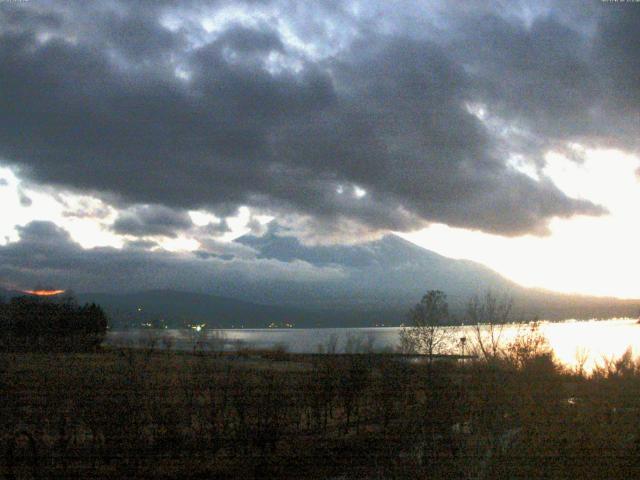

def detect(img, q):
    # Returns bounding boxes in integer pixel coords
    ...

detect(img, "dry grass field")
[3,342,640,479]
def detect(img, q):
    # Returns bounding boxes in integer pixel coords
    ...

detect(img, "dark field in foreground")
[3,345,640,479]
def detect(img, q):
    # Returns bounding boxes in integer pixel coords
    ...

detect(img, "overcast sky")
[1,0,639,297]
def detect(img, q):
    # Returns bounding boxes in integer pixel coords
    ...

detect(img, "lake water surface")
[107,318,640,372]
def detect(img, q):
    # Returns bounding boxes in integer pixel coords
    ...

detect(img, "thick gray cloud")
[443,7,637,162]
[197,219,232,237]
[112,205,194,238]
[0,0,632,240]
[111,206,234,239]
[593,5,640,120]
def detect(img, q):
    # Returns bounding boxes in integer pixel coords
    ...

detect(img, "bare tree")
[466,292,513,361]
[399,290,452,362]
[574,347,590,377]
[505,321,552,369]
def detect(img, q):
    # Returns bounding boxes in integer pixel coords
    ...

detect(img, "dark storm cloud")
[218,23,284,54]
[198,219,232,237]
[112,205,194,238]
[593,5,640,117]
[0,221,343,294]
[444,3,640,158]
[0,0,629,240]
[453,15,597,135]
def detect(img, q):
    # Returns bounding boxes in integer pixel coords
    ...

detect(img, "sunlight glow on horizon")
[400,148,640,299]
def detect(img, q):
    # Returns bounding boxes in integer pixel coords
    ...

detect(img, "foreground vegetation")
[3,291,640,478]
[3,335,640,479]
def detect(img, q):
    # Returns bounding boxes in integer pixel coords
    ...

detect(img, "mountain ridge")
[2,233,638,327]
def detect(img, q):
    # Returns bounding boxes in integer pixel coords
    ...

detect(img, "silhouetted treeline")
[0,295,107,351]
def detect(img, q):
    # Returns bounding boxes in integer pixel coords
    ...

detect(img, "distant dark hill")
[74,290,321,329]
[0,288,376,328]
[509,288,640,321]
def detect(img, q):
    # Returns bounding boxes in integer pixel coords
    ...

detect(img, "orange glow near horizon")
[22,289,65,296]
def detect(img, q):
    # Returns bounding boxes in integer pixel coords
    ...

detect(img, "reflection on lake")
[107,318,640,372]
